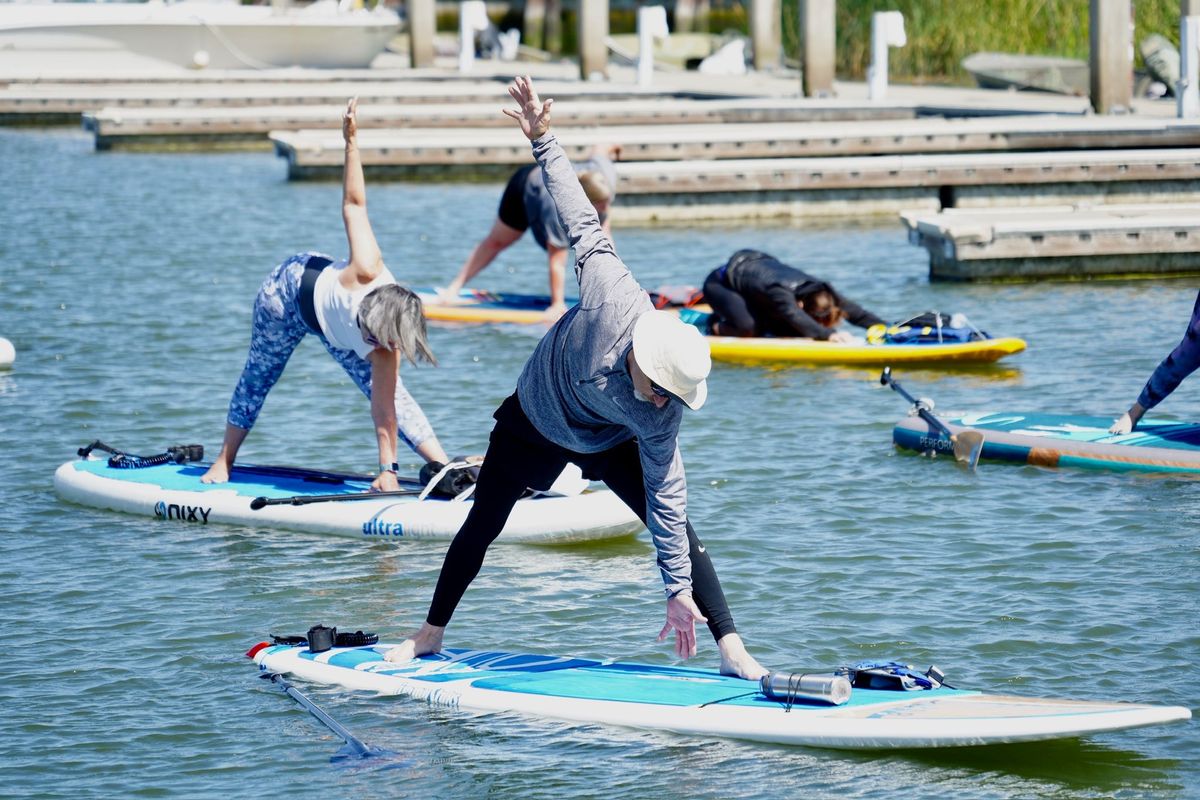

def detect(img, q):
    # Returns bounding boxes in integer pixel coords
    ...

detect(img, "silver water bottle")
[760,671,852,706]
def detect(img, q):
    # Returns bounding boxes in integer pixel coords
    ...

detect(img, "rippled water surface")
[0,128,1196,799]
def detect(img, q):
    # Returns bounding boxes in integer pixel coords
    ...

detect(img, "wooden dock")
[901,203,1200,280]
[269,117,1200,179]
[0,78,736,124]
[105,110,1200,155]
[268,141,1200,221]
[84,98,917,150]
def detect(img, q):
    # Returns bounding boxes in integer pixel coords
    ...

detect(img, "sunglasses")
[650,381,678,403]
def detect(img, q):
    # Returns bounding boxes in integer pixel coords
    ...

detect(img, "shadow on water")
[853,738,1185,793]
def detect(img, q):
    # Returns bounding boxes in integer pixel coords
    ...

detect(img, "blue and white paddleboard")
[894,412,1200,474]
[248,642,1190,749]
[54,457,642,544]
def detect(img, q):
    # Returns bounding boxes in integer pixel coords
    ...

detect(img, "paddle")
[260,672,396,762]
[231,462,422,488]
[880,367,984,470]
[249,489,423,510]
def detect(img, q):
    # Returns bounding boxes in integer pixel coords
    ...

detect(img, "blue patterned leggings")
[225,253,435,452]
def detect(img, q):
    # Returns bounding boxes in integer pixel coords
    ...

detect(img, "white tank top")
[312,260,397,359]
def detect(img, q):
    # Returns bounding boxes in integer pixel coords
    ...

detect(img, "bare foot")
[384,622,445,663]
[716,633,768,680]
[200,461,229,484]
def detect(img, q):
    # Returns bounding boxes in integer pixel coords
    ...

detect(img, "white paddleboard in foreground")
[248,642,1191,750]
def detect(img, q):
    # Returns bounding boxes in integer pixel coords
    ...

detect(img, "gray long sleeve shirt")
[515,134,692,597]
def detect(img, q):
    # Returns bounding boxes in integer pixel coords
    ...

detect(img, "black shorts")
[497,164,537,231]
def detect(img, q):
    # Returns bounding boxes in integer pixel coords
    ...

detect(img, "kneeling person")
[704,249,884,342]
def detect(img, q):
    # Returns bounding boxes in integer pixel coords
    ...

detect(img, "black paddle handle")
[249,489,423,510]
[880,367,955,440]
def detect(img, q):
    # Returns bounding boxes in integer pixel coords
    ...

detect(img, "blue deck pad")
[289,646,970,711]
[955,413,1200,452]
[74,460,374,500]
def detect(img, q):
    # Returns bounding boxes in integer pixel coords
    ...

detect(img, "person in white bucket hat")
[386,76,766,681]
[631,310,710,410]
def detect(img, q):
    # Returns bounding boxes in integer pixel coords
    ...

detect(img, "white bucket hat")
[631,310,710,410]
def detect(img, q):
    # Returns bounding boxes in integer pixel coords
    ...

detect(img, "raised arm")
[341,98,384,285]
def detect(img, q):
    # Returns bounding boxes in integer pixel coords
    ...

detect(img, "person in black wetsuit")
[702,249,885,341]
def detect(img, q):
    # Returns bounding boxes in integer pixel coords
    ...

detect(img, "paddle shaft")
[250,489,424,510]
[263,673,378,758]
[880,369,956,439]
[231,462,422,489]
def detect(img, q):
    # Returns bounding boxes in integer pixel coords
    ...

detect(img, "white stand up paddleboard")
[55,455,643,545]
[249,642,1191,750]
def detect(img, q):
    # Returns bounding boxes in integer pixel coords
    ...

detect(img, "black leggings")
[702,268,757,337]
[426,394,736,641]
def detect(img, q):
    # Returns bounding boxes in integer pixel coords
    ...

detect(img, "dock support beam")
[1180,1,1200,117]
[800,0,836,97]
[579,0,609,79]
[1090,0,1132,114]
[750,0,781,70]
[545,0,563,54]
[524,0,545,50]
[407,0,436,68]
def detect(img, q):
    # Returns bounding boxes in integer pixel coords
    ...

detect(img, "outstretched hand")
[658,592,707,660]
[503,76,553,141]
[343,96,358,143]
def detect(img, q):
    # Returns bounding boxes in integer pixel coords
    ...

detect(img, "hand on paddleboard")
[372,470,400,493]
[660,592,706,660]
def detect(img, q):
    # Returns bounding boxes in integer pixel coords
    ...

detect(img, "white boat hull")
[0,2,399,69]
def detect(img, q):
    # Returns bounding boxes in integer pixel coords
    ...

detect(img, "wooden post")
[545,0,563,54]
[1185,0,1200,14]
[695,0,710,32]
[1090,0,1132,113]
[676,0,696,34]
[579,0,609,79]
[750,0,781,70]
[524,0,546,51]
[407,0,436,68]
[799,0,835,96]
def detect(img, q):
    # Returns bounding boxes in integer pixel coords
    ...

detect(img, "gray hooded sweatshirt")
[515,134,692,598]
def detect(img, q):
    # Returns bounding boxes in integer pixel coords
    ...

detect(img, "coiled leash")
[78,440,204,469]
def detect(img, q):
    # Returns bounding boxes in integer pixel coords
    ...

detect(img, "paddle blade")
[951,430,985,471]
[249,496,268,510]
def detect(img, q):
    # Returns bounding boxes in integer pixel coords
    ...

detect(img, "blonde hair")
[578,170,612,206]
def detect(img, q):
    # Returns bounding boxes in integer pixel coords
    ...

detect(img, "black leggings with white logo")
[425,393,737,642]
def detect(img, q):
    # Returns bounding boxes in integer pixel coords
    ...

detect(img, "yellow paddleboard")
[416,289,1027,365]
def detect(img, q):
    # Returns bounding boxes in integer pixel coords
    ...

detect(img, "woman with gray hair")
[202,98,449,492]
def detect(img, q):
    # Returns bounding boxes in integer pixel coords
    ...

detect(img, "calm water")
[0,128,1196,799]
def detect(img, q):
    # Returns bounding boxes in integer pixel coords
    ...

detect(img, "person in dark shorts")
[387,77,767,681]
[1110,289,1200,434]
[441,143,620,321]
[703,249,885,341]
